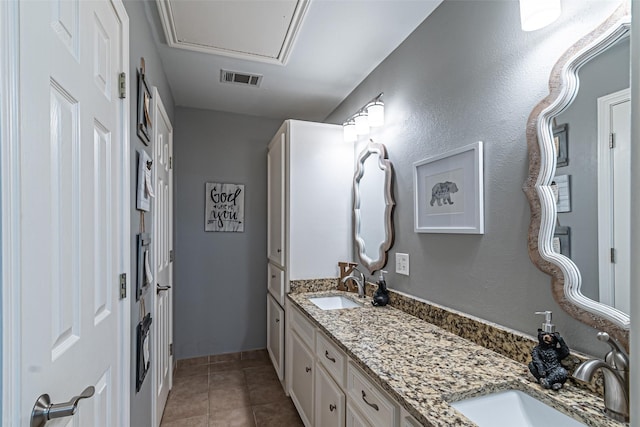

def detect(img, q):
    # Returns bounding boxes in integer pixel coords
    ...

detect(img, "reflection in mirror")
[524,3,630,349]
[555,36,630,314]
[353,140,395,275]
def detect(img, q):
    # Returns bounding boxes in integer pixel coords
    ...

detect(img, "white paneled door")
[598,89,631,315]
[152,87,174,426]
[16,0,129,425]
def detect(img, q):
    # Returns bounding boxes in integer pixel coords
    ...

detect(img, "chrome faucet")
[572,332,629,422]
[341,267,366,298]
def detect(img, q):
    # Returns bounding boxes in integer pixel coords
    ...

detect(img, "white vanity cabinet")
[287,302,403,427]
[266,119,353,383]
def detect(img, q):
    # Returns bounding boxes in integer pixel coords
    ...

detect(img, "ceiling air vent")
[220,70,262,87]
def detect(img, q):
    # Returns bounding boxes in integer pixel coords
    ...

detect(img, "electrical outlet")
[396,253,409,276]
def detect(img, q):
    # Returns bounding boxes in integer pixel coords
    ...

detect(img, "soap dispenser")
[527,311,571,390]
[372,270,390,307]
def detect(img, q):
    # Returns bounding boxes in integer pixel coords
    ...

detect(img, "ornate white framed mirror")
[353,140,395,274]
[524,3,630,349]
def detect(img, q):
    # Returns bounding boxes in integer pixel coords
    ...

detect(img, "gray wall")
[124,1,175,426]
[556,38,630,301]
[326,0,620,356]
[173,107,281,360]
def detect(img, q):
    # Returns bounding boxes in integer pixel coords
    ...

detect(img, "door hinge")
[169,343,173,356]
[118,72,126,99]
[609,133,615,149]
[169,156,173,169]
[169,250,174,262]
[119,273,127,299]
[611,248,616,263]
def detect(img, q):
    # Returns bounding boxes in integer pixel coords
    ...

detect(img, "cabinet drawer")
[267,263,285,305]
[347,363,397,427]
[316,331,346,387]
[289,304,315,349]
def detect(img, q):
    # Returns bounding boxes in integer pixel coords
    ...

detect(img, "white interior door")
[152,87,174,426]
[16,0,129,425]
[598,88,631,314]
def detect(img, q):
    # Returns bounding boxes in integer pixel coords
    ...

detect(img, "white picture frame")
[413,141,484,234]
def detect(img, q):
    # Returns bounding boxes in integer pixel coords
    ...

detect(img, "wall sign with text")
[205,182,245,232]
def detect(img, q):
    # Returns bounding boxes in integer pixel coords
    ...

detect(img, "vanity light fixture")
[342,93,384,142]
[519,0,561,31]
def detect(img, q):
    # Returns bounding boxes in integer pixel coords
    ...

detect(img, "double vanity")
[286,289,626,427]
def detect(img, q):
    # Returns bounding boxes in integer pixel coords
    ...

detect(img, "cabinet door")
[315,365,345,427]
[267,130,285,267]
[290,330,314,427]
[266,294,284,381]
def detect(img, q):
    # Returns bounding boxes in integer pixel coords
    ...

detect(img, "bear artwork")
[430,181,459,206]
[528,329,571,390]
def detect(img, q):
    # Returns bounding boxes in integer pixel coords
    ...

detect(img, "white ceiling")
[148,0,443,122]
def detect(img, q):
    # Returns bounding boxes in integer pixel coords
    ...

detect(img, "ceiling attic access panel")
[156,0,309,65]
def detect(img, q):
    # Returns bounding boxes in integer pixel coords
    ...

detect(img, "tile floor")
[160,350,304,427]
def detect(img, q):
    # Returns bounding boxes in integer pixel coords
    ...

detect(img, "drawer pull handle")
[325,350,336,363]
[277,248,282,253]
[275,318,280,323]
[329,404,337,412]
[271,274,276,279]
[305,366,311,373]
[361,390,379,411]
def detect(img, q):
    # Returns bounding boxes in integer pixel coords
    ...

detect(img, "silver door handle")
[31,386,95,427]
[156,284,171,294]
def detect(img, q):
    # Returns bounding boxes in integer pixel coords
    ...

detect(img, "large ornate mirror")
[524,3,630,349]
[353,140,395,274]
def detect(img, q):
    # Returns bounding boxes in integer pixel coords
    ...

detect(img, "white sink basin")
[450,390,586,427]
[309,296,362,310]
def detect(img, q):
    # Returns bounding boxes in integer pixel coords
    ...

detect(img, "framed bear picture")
[413,141,484,234]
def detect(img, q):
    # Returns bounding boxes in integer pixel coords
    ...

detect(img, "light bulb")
[343,121,357,142]
[367,101,384,127]
[355,112,369,135]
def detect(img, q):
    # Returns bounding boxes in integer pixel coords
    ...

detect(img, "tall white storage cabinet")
[266,120,353,383]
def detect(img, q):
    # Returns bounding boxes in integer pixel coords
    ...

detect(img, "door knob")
[156,284,171,294]
[31,386,95,427]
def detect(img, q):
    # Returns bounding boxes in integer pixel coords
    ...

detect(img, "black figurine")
[372,270,390,307]
[528,329,570,390]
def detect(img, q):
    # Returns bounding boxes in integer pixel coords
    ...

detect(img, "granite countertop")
[288,290,627,427]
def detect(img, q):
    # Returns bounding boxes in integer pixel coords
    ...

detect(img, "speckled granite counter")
[288,291,627,427]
